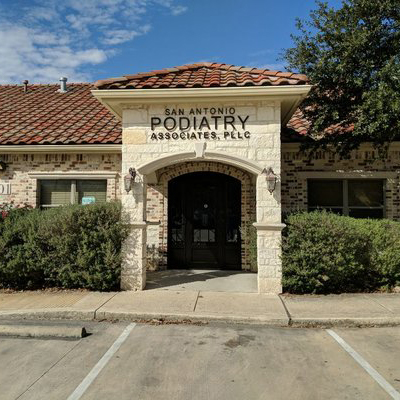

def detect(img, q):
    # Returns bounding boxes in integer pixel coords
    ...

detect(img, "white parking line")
[326,329,400,400]
[67,323,136,400]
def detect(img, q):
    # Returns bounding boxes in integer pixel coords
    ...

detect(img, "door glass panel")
[192,184,216,243]
[226,228,239,243]
[226,180,240,243]
[193,229,216,243]
[171,228,183,243]
[170,202,184,244]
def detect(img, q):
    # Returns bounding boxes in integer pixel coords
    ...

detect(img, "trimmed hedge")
[282,211,400,294]
[0,202,129,291]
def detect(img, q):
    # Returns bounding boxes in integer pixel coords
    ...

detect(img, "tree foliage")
[284,0,400,157]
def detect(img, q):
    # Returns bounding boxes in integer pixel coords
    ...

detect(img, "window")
[308,179,385,218]
[39,180,107,208]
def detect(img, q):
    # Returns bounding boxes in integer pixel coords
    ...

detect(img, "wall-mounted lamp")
[263,167,277,194]
[124,167,137,193]
[0,161,7,172]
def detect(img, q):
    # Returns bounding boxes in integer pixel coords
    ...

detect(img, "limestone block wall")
[121,101,281,169]
[0,152,122,207]
[281,144,400,220]
[121,99,283,293]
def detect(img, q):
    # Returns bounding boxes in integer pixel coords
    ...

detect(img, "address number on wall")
[0,182,11,195]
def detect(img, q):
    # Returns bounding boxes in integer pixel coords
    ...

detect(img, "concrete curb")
[0,309,290,326]
[0,309,95,321]
[1,309,400,328]
[289,317,400,328]
[0,324,87,339]
[95,310,290,326]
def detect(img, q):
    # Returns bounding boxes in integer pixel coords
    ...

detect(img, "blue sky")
[0,0,342,84]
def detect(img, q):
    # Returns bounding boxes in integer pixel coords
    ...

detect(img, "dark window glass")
[349,208,384,219]
[308,180,343,207]
[308,178,385,219]
[348,180,383,207]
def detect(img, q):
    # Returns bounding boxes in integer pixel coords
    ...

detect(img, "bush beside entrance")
[282,211,400,294]
[2,204,400,294]
[0,202,129,291]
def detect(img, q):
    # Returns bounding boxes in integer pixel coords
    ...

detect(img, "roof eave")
[91,85,312,121]
[0,144,122,153]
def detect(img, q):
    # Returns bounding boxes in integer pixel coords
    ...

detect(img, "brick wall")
[281,144,400,220]
[0,152,122,206]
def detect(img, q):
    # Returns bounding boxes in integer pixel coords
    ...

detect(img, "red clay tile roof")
[0,70,310,145]
[0,83,121,145]
[94,63,309,90]
[286,109,310,136]
[285,108,355,140]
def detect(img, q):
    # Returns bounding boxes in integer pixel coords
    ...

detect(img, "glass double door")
[168,172,241,270]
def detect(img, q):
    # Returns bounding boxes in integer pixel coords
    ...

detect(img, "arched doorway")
[168,172,241,270]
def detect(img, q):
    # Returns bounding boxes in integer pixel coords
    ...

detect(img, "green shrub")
[0,202,129,291]
[282,211,400,294]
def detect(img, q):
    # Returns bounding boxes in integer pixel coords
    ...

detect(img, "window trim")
[29,172,117,179]
[298,171,397,179]
[307,178,386,218]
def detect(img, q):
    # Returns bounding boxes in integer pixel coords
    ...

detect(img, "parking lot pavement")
[0,322,399,400]
[332,327,400,393]
[0,321,129,400]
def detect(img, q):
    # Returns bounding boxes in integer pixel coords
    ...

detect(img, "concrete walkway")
[146,269,258,293]
[1,290,400,327]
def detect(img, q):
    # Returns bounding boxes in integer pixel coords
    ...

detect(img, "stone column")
[254,174,284,294]
[120,173,147,291]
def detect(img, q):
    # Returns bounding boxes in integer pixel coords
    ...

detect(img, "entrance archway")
[147,161,255,271]
[168,172,241,270]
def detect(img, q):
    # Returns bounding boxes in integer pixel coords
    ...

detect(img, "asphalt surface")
[0,321,399,400]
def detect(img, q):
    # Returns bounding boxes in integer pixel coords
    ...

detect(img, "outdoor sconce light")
[124,167,137,193]
[0,161,7,172]
[263,167,278,194]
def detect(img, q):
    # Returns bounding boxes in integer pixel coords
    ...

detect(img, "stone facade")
[121,100,283,293]
[0,152,122,206]
[281,144,400,220]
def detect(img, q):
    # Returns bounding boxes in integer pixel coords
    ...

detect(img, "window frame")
[38,179,108,209]
[307,178,386,218]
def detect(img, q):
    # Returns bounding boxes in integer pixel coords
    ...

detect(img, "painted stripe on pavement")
[326,329,400,400]
[67,323,136,400]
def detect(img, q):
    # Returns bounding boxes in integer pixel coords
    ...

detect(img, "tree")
[284,0,400,157]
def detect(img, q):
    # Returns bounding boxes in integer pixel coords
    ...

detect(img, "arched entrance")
[168,171,241,270]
